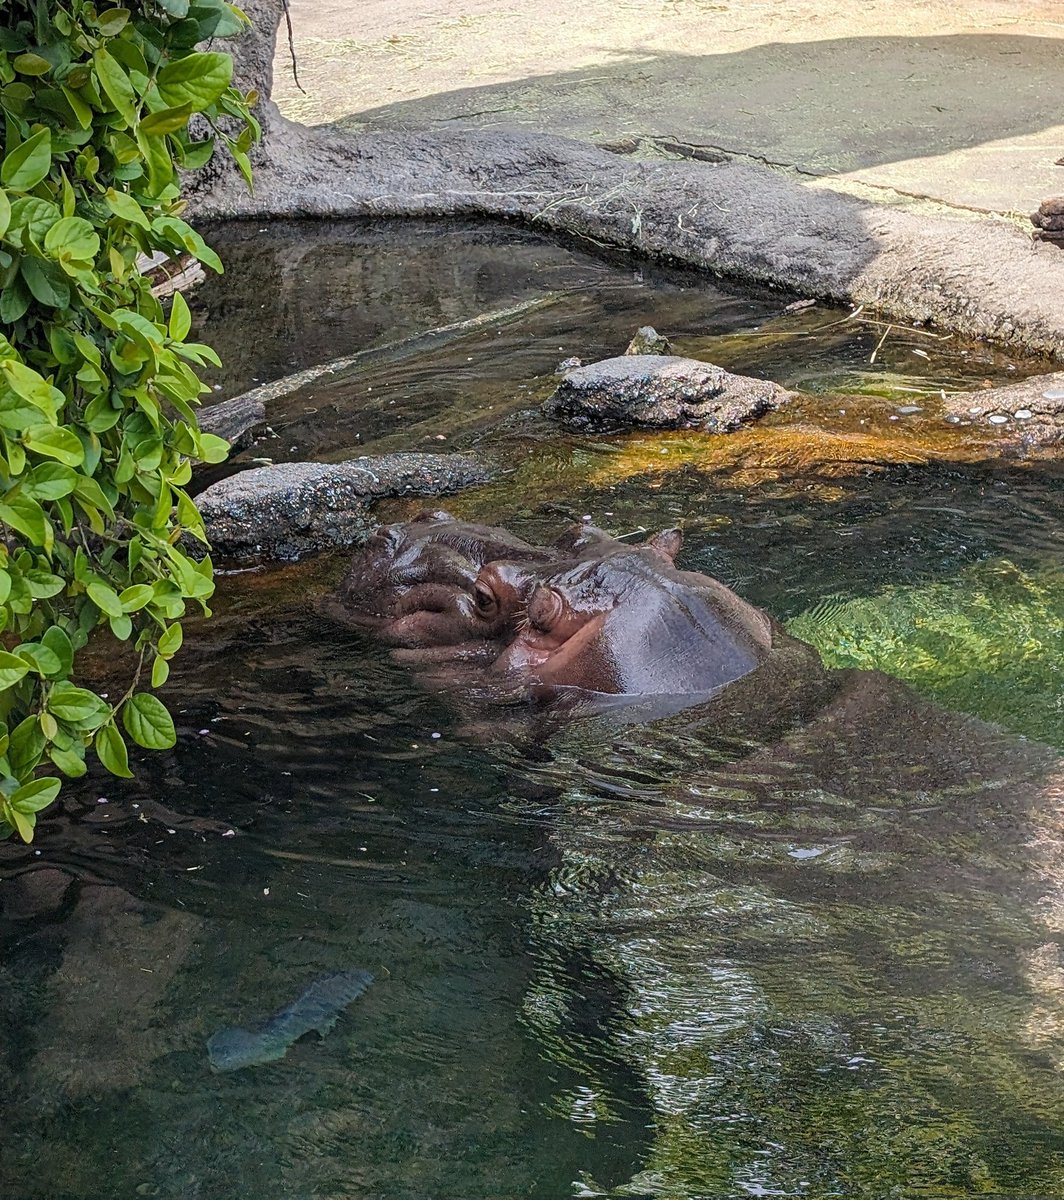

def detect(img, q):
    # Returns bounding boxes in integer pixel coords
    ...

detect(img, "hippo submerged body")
[338,511,782,707]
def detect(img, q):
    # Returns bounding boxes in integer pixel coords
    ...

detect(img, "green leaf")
[8,715,45,779]
[123,693,176,750]
[156,51,232,112]
[48,682,107,724]
[96,721,133,777]
[7,805,34,842]
[0,128,51,191]
[0,189,10,240]
[23,425,84,467]
[73,474,115,519]
[151,655,170,688]
[41,626,73,676]
[157,622,183,657]
[93,48,137,126]
[0,651,30,689]
[104,186,150,229]
[44,216,100,263]
[0,493,49,545]
[119,583,154,611]
[25,462,77,500]
[49,745,87,777]
[135,127,174,193]
[159,0,191,15]
[8,195,61,243]
[169,290,192,340]
[10,777,61,814]
[109,612,133,640]
[139,103,193,136]
[1,360,62,418]
[196,432,230,464]
[87,581,124,618]
[17,643,61,676]
[12,53,52,77]
[96,8,131,36]
[24,569,65,599]
[0,276,30,324]
[20,257,70,309]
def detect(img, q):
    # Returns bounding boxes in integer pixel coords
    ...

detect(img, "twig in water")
[869,324,892,364]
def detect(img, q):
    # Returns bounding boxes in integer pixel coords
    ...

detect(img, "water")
[3,221,1064,1198]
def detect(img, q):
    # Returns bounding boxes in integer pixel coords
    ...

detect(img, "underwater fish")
[207,968,374,1072]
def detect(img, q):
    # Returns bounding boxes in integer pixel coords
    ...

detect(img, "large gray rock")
[942,371,1064,445]
[544,354,794,432]
[198,452,491,560]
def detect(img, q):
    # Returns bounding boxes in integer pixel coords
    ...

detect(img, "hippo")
[337,515,779,705]
[333,510,550,653]
[475,526,776,697]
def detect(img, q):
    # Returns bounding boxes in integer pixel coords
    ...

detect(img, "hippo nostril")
[528,586,563,634]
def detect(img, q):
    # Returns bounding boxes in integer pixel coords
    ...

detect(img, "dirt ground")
[273,0,1064,218]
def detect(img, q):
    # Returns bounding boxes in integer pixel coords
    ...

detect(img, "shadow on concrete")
[331,34,1063,177]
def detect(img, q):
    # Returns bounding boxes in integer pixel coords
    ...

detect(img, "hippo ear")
[646,528,682,561]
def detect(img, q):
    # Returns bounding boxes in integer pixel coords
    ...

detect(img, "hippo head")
[475,528,775,697]
[336,510,550,649]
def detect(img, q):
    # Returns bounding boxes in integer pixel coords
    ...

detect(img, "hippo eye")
[473,582,498,617]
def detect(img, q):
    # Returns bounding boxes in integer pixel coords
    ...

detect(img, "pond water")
[2,221,1064,1199]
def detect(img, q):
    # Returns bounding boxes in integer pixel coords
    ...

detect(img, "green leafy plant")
[0,1,258,841]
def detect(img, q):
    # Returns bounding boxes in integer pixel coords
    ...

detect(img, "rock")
[941,372,1064,445]
[543,354,794,433]
[198,452,493,560]
[555,356,583,374]
[624,326,672,355]
[1031,197,1064,245]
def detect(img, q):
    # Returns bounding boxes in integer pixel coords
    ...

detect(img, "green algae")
[789,559,1064,747]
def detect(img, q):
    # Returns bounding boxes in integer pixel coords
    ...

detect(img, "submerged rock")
[544,354,794,433]
[941,371,1064,445]
[624,325,672,355]
[197,452,492,560]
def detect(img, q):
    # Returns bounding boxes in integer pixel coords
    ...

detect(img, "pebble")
[896,404,923,415]
[1042,388,1064,401]
[968,407,985,416]
[1014,409,1033,419]
[988,414,1009,425]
